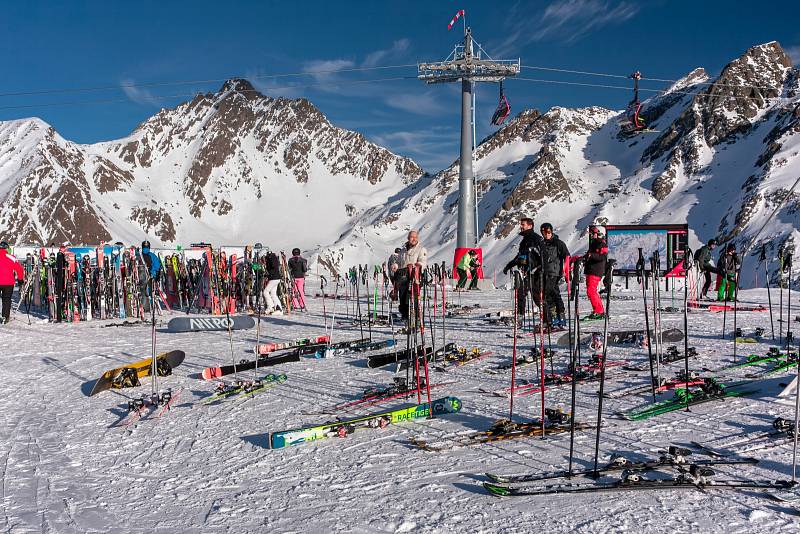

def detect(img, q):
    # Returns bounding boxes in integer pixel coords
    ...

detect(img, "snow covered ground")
[1,282,799,533]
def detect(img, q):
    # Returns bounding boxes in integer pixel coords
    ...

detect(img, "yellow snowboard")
[89,350,185,396]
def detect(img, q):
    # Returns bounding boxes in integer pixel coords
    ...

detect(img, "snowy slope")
[1,287,799,532]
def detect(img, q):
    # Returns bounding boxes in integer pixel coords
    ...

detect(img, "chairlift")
[490,81,511,126]
[620,71,659,136]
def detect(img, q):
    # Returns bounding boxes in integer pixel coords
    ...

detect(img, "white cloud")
[362,38,411,68]
[385,92,442,115]
[303,59,357,82]
[120,79,161,106]
[493,0,639,55]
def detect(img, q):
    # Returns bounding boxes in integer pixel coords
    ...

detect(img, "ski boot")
[545,408,570,426]
[127,396,146,413]
[774,417,796,435]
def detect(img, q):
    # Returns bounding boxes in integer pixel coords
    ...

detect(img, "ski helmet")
[708,238,717,247]
[0,241,7,250]
[726,243,736,252]
[292,248,301,256]
[254,242,263,250]
[141,240,151,249]
[540,222,553,232]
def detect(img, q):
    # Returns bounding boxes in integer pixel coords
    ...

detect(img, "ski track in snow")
[1,285,799,532]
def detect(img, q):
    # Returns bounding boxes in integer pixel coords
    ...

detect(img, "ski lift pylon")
[491,80,511,126]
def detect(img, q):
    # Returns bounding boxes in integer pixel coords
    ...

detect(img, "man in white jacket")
[391,230,428,323]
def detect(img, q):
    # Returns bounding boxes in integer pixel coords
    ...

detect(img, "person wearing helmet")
[695,238,718,299]
[536,223,570,327]
[0,241,24,323]
[717,243,740,302]
[583,225,608,319]
[287,247,308,309]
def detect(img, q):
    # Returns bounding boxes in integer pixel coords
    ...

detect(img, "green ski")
[623,379,757,421]
[270,396,463,449]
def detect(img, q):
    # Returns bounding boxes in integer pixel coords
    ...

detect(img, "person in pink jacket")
[0,242,24,324]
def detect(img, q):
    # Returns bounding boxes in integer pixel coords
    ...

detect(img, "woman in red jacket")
[0,242,25,324]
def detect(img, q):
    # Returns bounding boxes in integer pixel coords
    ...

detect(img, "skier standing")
[391,231,428,322]
[717,243,740,302]
[287,248,308,309]
[583,225,608,319]
[502,217,543,315]
[695,238,718,299]
[0,242,24,324]
[455,250,479,291]
[536,223,570,327]
[263,248,283,315]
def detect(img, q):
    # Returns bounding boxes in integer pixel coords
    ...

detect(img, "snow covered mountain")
[0,42,798,286]
[0,79,422,250]
[328,41,800,286]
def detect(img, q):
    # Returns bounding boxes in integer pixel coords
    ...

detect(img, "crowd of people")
[0,226,751,327]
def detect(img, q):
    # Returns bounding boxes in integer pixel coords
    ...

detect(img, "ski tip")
[483,482,510,496]
[202,368,221,381]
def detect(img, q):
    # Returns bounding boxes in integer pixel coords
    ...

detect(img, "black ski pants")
[701,266,717,297]
[0,285,12,323]
[468,267,479,289]
[533,275,564,324]
[456,268,468,289]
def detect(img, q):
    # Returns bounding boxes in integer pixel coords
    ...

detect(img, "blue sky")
[1,1,798,171]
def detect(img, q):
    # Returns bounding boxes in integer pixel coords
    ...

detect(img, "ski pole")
[764,247,775,340]
[637,249,657,402]
[787,254,794,356]
[683,250,693,412]
[593,260,615,478]
[568,257,582,476]
[509,270,519,422]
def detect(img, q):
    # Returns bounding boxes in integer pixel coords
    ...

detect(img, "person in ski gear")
[140,240,162,280]
[388,247,402,275]
[535,223,570,327]
[467,251,481,290]
[455,250,479,290]
[503,218,544,315]
[717,243,740,302]
[0,242,24,324]
[392,231,428,322]
[287,248,308,309]
[695,238,718,299]
[263,248,283,314]
[584,225,608,319]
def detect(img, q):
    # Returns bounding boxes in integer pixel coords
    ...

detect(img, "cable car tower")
[418,15,519,275]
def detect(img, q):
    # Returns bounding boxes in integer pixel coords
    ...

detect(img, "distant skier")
[503,217,543,316]
[391,230,428,323]
[455,250,480,291]
[583,225,608,320]
[717,243,740,302]
[537,223,570,327]
[0,242,24,324]
[263,248,283,315]
[695,238,718,299]
[287,248,308,309]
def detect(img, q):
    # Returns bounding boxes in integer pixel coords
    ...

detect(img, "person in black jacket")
[287,248,308,309]
[533,223,570,327]
[502,217,544,315]
[584,225,608,319]
[262,248,283,314]
[694,238,718,299]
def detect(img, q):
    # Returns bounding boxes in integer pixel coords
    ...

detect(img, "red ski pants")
[586,274,604,314]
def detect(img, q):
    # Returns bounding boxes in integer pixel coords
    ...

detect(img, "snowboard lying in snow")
[89,350,185,396]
